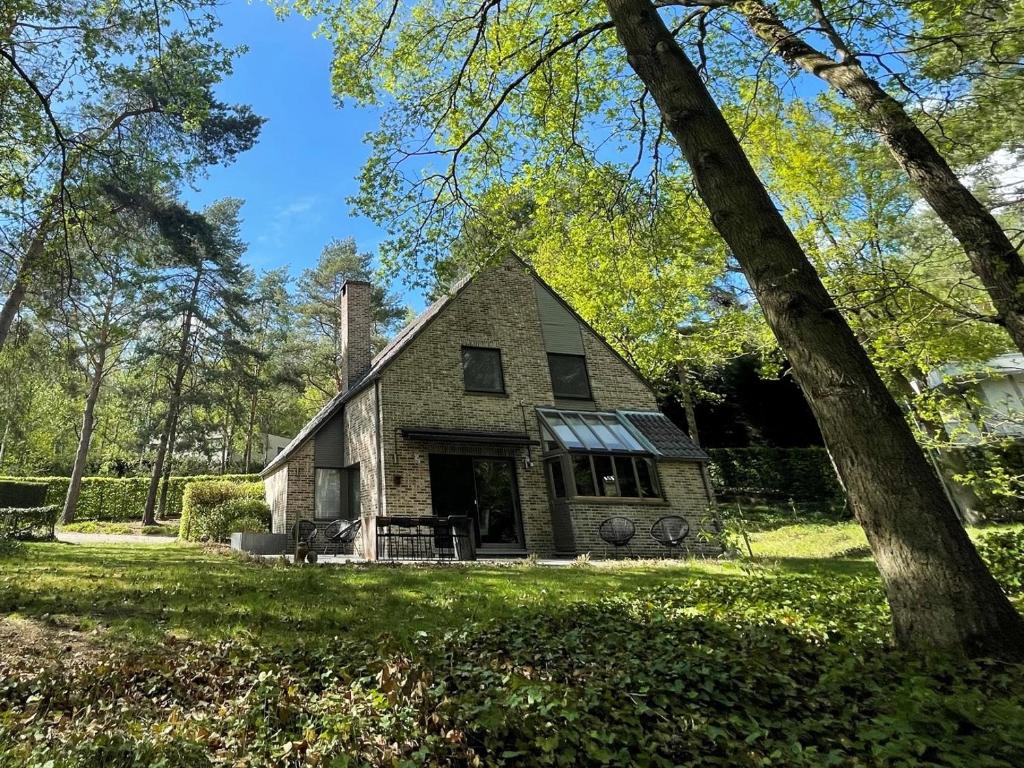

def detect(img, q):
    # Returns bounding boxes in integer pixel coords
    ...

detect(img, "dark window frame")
[314,467,344,520]
[547,353,593,401]
[461,346,507,394]
[543,452,662,501]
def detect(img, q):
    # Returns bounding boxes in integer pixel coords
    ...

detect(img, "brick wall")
[376,258,705,558]
[343,385,380,557]
[565,461,720,557]
[277,440,313,536]
[341,280,373,390]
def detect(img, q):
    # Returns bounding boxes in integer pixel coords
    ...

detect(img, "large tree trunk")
[156,406,181,520]
[62,352,107,524]
[604,0,1024,659]
[734,0,1024,354]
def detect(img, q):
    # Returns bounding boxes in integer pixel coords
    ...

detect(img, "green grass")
[0,542,740,647]
[57,520,179,537]
[2,522,1023,766]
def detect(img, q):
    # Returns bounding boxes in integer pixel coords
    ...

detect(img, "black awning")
[400,427,537,446]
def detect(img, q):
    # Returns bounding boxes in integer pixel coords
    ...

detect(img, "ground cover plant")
[0,533,1022,766]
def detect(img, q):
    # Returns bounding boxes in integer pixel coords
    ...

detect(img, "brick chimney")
[340,279,373,391]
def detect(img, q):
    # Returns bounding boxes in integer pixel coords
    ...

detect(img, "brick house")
[261,258,717,559]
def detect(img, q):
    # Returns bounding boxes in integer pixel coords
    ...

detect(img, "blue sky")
[180,0,430,309]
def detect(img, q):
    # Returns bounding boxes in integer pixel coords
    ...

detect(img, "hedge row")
[0,475,261,522]
[179,481,268,542]
[0,505,58,540]
[0,481,48,508]
[707,447,844,503]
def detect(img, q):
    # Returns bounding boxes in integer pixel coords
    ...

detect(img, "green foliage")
[954,443,1024,522]
[179,480,266,542]
[1,552,1023,766]
[708,447,845,503]
[0,475,258,522]
[0,480,47,508]
[977,529,1024,595]
[0,505,58,540]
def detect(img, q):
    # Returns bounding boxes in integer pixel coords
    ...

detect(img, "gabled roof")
[261,272,474,477]
[261,258,659,476]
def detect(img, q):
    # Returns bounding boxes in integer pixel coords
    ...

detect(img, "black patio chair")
[650,516,690,557]
[291,519,318,563]
[323,518,361,556]
[598,516,636,558]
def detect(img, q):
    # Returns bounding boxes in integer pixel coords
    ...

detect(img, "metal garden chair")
[650,516,690,557]
[323,518,361,556]
[598,516,636,558]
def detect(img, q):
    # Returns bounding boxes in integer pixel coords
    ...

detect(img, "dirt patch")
[0,615,103,669]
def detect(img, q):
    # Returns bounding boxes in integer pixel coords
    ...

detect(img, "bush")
[179,481,267,542]
[977,529,1024,595]
[0,474,260,522]
[707,447,845,504]
[0,505,59,540]
[0,480,48,508]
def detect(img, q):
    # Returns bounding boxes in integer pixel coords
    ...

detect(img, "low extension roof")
[620,411,709,461]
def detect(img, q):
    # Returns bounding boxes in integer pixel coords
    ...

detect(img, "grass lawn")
[1,522,1023,766]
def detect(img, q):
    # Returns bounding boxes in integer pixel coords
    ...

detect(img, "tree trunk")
[604,0,1024,659]
[0,218,52,350]
[243,389,259,472]
[675,361,701,446]
[156,406,180,520]
[143,268,202,525]
[734,0,1024,355]
[62,352,107,524]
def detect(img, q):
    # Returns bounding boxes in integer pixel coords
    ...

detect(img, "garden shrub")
[0,474,259,522]
[977,529,1024,595]
[179,481,267,542]
[708,447,845,505]
[0,505,59,540]
[0,480,48,508]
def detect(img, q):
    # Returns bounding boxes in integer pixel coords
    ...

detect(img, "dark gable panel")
[534,281,585,355]
[314,409,346,468]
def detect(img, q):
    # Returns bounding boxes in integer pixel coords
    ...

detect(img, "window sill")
[561,496,668,505]
[464,390,509,398]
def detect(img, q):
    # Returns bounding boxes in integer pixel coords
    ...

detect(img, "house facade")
[261,258,717,559]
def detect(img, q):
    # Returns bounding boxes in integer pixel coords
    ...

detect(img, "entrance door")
[428,455,522,548]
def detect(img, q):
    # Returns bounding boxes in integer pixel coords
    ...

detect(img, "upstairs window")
[548,353,592,400]
[462,347,505,394]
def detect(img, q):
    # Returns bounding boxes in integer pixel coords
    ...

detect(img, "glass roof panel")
[538,409,651,455]
[563,413,604,450]
[583,414,623,450]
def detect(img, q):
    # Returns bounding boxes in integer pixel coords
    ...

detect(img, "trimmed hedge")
[707,447,844,503]
[179,480,267,542]
[0,474,260,522]
[0,505,58,540]
[0,480,48,508]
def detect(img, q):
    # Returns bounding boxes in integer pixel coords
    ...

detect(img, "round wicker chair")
[323,518,362,556]
[598,516,637,558]
[650,516,690,557]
